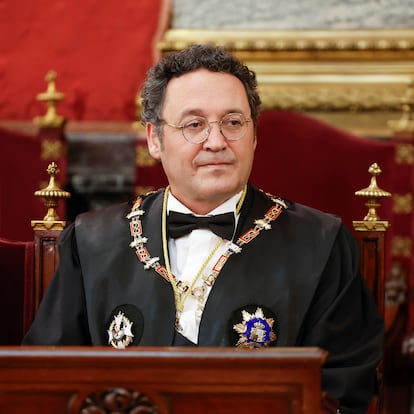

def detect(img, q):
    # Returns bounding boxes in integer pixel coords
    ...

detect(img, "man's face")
[147,68,256,214]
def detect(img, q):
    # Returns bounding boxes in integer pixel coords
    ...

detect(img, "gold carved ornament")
[388,81,414,167]
[33,70,66,129]
[132,89,145,133]
[391,236,411,258]
[388,79,414,136]
[41,139,64,161]
[353,163,391,232]
[159,29,414,55]
[31,162,71,231]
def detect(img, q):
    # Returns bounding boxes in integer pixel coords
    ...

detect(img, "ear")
[146,122,162,161]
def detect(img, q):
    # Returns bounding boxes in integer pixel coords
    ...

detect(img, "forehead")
[162,69,249,117]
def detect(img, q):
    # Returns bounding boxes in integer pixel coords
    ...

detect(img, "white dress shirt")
[167,191,242,343]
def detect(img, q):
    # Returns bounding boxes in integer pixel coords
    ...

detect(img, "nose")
[203,121,227,151]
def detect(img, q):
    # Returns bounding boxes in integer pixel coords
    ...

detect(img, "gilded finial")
[31,162,70,230]
[132,89,145,133]
[33,70,66,128]
[387,79,414,135]
[353,163,391,231]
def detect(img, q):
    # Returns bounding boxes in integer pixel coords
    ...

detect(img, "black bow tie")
[167,211,235,240]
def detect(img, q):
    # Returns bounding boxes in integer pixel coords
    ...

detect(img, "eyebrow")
[180,109,204,117]
[179,109,246,119]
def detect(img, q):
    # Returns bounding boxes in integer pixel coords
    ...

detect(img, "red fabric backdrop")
[0,0,160,121]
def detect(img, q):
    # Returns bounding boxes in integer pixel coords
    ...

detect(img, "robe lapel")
[198,185,287,346]
[131,190,177,345]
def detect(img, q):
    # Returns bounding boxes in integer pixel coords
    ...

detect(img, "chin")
[196,171,243,194]
[203,184,239,199]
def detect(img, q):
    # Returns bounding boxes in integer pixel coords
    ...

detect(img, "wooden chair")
[29,162,70,315]
[0,162,69,344]
[0,71,68,344]
[352,163,391,414]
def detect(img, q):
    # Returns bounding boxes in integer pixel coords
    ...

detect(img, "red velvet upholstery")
[0,238,34,344]
[0,126,67,241]
[251,111,395,231]
[0,128,45,241]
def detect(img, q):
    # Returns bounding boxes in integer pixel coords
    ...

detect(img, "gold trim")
[258,83,406,111]
[159,29,414,54]
[393,193,413,214]
[352,220,390,232]
[31,220,68,231]
[158,29,414,112]
[41,139,65,161]
[391,236,412,258]
[388,80,414,134]
[395,143,414,164]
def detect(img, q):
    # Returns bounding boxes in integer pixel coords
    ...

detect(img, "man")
[23,44,383,414]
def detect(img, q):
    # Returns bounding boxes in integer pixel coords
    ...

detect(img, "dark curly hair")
[140,43,261,136]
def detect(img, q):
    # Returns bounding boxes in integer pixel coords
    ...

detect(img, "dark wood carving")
[72,388,159,414]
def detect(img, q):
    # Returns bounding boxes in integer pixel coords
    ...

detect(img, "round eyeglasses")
[161,113,252,144]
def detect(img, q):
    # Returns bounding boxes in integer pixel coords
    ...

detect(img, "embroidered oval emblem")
[231,306,278,349]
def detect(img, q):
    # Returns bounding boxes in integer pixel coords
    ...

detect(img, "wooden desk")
[0,347,328,414]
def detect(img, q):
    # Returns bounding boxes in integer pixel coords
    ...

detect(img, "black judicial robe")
[23,184,384,414]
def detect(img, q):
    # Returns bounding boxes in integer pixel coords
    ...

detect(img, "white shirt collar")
[167,190,243,217]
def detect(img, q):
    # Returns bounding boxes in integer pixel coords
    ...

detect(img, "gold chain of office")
[127,189,288,309]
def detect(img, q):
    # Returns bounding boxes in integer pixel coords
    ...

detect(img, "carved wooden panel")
[0,347,328,414]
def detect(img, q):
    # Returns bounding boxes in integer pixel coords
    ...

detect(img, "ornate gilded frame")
[158,29,414,136]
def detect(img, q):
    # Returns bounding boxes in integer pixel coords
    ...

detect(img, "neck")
[167,185,247,216]
[176,200,227,216]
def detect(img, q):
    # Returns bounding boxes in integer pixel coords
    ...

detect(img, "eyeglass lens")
[183,113,249,143]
